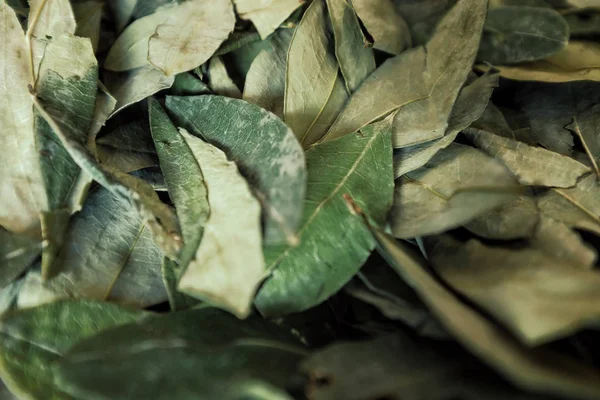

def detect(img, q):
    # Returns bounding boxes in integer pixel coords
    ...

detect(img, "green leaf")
[0,300,141,400]
[169,72,211,96]
[147,0,235,76]
[352,0,412,54]
[244,28,293,118]
[427,235,600,345]
[53,308,306,400]
[391,143,519,238]
[0,228,40,289]
[303,333,546,400]
[234,0,305,38]
[464,127,591,187]
[17,187,168,310]
[104,65,174,116]
[161,256,199,312]
[322,0,488,146]
[478,6,569,64]
[563,8,600,38]
[325,0,375,92]
[255,119,394,317]
[107,0,137,33]
[72,0,103,52]
[394,70,499,177]
[284,0,347,146]
[165,95,306,246]
[367,225,600,399]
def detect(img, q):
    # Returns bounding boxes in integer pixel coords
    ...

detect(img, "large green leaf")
[325,0,375,92]
[17,187,168,309]
[255,120,394,317]
[53,307,306,400]
[477,6,569,64]
[427,235,600,345]
[367,225,600,399]
[392,143,519,239]
[284,0,347,146]
[165,95,306,246]
[0,300,141,400]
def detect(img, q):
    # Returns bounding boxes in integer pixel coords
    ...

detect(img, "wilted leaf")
[54,308,306,400]
[234,0,305,38]
[477,6,569,64]
[326,0,375,92]
[284,0,346,145]
[392,143,519,239]
[394,70,499,177]
[72,0,103,52]
[170,72,211,96]
[166,95,306,246]
[464,127,591,187]
[567,104,600,179]
[563,8,600,38]
[352,0,411,54]
[244,28,293,118]
[427,235,600,345]
[367,225,600,399]
[255,120,394,317]
[0,300,141,400]
[17,187,168,310]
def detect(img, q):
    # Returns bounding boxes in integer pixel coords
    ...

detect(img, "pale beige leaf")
[352,0,411,54]
[208,56,242,98]
[234,0,305,38]
[177,129,265,318]
[27,0,76,78]
[464,127,590,188]
[428,236,600,346]
[148,0,235,76]
[0,2,46,235]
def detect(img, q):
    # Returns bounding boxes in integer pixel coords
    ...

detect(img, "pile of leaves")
[2,0,600,398]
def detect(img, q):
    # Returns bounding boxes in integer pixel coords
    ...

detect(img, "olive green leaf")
[392,143,519,239]
[368,226,600,399]
[161,256,199,312]
[392,0,487,148]
[0,2,46,235]
[394,70,499,177]
[234,0,305,38]
[207,56,242,98]
[108,0,137,33]
[325,0,375,92]
[16,187,168,310]
[105,66,175,116]
[303,333,547,400]
[97,120,158,173]
[567,104,600,179]
[0,300,142,400]
[87,83,117,155]
[170,72,211,96]
[478,6,569,65]
[352,0,412,55]
[464,127,591,187]
[537,174,600,236]
[393,0,455,46]
[465,194,540,239]
[427,235,600,345]
[175,129,264,318]
[531,216,597,269]
[284,0,347,145]
[72,0,103,52]
[0,228,40,289]
[564,8,600,38]
[53,308,306,400]
[322,0,487,145]
[166,95,307,246]
[255,120,394,317]
[27,0,76,78]
[471,99,515,139]
[147,0,235,76]
[244,28,293,118]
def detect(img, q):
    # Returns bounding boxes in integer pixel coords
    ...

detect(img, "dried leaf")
[208,56,242,98]
[234,0,305,38]
[567,104,600,179]
[72,0,103,52]
[352,0,412,54]
[0,228,40,289]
